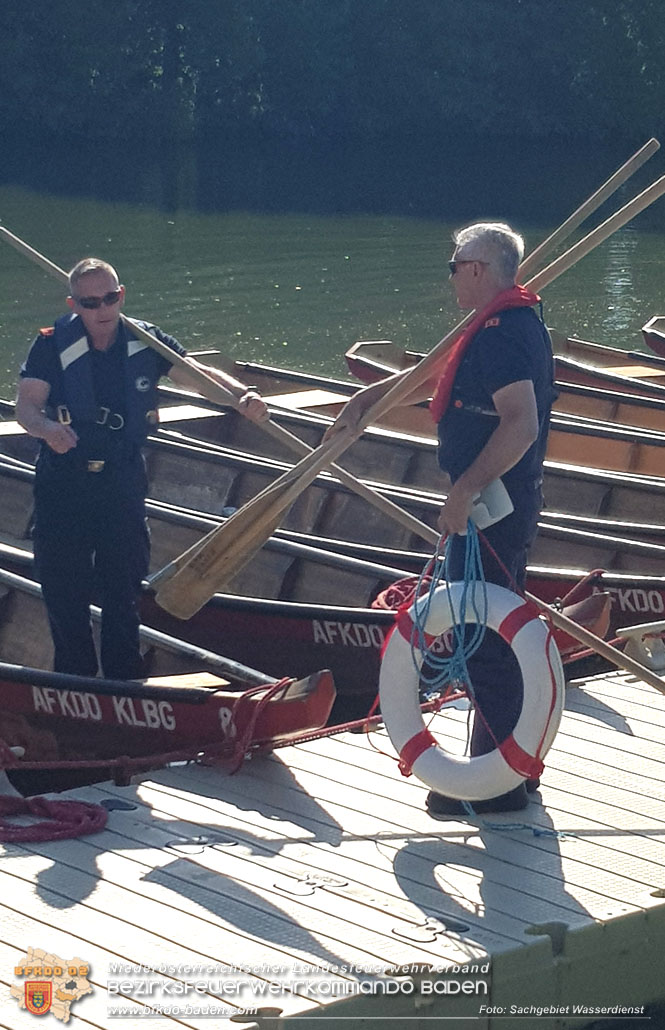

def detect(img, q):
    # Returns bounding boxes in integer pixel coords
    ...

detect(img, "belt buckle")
[97,407,124,430]
[87,460,105,473]
[57,405,71,425]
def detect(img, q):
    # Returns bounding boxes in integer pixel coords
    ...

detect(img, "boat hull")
[0,559,336,791]
[0,665,335,769]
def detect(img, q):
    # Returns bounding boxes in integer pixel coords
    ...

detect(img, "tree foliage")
[1,0,663,145]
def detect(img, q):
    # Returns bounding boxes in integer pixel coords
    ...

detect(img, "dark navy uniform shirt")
[20,324,185,415]
[436,306,555,489]
[21,323,186,467]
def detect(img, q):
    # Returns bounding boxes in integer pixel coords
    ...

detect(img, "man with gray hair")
[328,221,555,815]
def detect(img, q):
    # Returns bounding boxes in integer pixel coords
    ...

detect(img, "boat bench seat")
[265,388,348,413]
[142,671,231,690]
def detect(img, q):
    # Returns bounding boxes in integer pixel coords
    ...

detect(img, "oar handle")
[369,172,665,428]
[0,225,445,545]
[519,137,660,281]
[0,225,70,284]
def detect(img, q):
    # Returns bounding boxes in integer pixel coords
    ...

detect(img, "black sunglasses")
[448,259,488,275]
[74,289,123,310]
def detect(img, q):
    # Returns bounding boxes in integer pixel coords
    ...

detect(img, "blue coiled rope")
[408,522,573,835]
[410,521,488,698]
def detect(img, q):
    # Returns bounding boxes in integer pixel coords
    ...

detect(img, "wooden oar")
[518,136,659,281]
[155,172,665,618]
[4,232,664,694]
[523,592,665,698]
[2,139,659,581]
[0,225,460,556]
[2,137,658,526]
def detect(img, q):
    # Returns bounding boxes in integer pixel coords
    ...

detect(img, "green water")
[1,184,664,399]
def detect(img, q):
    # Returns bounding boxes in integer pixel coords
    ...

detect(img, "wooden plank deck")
[1,669,665,1029]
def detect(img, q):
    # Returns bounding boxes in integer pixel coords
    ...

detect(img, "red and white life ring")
[378,582,565,801]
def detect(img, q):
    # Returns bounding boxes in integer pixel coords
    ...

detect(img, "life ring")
[378,582,565,801]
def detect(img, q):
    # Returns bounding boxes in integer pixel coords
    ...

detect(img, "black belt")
[56,405,125,430]
[39,447,142,474]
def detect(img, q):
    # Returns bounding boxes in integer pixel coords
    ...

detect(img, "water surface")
[1,149,664,397]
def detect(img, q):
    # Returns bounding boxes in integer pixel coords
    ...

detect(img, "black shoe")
[426,782,529,817]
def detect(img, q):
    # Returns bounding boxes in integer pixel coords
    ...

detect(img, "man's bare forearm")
[16,397,54,439]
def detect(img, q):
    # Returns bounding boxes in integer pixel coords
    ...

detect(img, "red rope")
[370,531,562,779]
[0,795,108,843]
[215,678,294,773]
[363,687,465,767]
[0,680,299,782]
[371,573,433,611]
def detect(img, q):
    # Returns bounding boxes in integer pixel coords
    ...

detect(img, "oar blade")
[155,428,356,616]
[155,480,296,618]
[156,513,285,618]
[156,168,665,622]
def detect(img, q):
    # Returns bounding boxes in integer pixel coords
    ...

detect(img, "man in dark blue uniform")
[428,222,555,813]
[16,257,268,680]
[327,222,554,814]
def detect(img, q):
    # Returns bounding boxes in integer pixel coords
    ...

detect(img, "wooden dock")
[1,667,665,1029]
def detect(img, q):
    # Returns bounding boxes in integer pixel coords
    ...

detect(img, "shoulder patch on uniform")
[39,327,55,336]
[484,317,500,328]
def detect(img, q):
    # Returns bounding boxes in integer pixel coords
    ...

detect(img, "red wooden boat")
[0,563,335,794]
[0,476,611,728]
[7,385,655,693]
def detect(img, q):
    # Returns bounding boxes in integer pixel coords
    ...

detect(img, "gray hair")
[68,258,119,295]
[453,222,524,281]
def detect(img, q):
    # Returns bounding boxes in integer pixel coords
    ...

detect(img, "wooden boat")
[219,335,665,423]
[7,339,665,480]
[158,349,665,441]
[9,377,665,559]
[155,359,665,482]
[345,336,665,428]
[167,389,665,477]
[0,454,615,710]
[6,414,665,572]
[346,328,665,382]
[0,560,335,794]
[8,382,665,526]
[550,379,665,434]
[217,347,665,438]
[549,326,665,379]
[155,383,665,480]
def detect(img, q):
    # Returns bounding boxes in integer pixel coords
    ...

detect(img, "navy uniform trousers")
[32,456,150,680]
[444,480,541,756]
